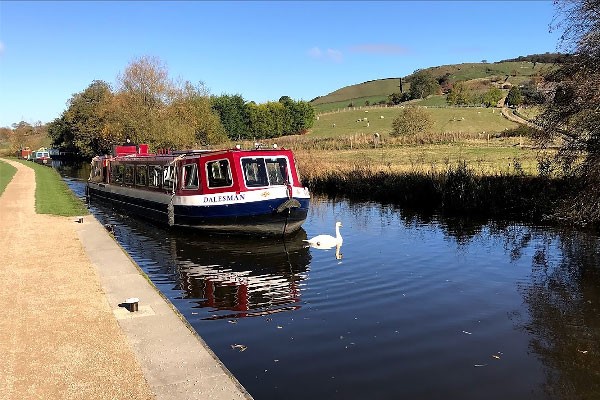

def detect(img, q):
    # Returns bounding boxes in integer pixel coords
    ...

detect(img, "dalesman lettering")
[203,194,246,203]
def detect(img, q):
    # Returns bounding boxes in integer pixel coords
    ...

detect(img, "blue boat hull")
[87,185,309,235]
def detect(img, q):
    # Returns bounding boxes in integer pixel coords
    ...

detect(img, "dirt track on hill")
[0,158,154,400]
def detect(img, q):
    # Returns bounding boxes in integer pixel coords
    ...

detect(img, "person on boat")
[123,137,137,146]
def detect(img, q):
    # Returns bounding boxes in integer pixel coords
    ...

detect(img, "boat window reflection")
[266,157,288,185]
[183,163,199,190]
[207,159,233,188]
[149,165,162,188]
[112,164,124,184]
[124,165,134,185]
[163,165,175,191]
[135,165,148,187]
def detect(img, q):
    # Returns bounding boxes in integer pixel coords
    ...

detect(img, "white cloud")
[349,44,409,55]
[308,46,323,59]
[307,46,343,63]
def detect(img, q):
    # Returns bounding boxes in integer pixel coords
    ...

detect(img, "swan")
[304,222,343,249]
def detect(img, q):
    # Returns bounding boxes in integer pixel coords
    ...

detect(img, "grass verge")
[15,160,89,216]
[0,159,17,196]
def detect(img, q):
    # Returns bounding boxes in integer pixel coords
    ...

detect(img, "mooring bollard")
[125,297,139,312]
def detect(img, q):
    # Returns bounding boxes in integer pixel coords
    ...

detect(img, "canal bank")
[0,158,252,400]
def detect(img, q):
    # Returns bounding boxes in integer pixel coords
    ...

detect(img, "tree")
[521,81,545,105]
[61,80,114,157]
[387,92,410,105]
[537,0,600,223]
[408,70,439,100]
[390,107,433,137]
[280,98,316,135]
[446,82,472,105]
[211,94,250,140]
[165,82,229,147]
[506,86,523,107]
[482,87,503,107]
[113,56,175,145]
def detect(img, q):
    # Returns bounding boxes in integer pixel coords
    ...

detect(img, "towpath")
[0,158,251,400]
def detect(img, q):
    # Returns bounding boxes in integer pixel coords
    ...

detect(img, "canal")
[59,163,600,400]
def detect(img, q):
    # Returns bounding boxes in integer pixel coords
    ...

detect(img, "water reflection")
[169,231,312,319]
[82,203,311,321]
[510,229,600,399]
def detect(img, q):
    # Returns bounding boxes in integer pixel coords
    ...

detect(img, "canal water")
[59,164,600,400]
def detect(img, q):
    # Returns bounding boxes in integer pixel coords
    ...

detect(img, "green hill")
[311,58,560,113]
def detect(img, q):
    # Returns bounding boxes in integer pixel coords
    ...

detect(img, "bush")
[390,107,433,137]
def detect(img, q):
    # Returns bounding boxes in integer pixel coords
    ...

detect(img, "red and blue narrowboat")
[87,144,310,235]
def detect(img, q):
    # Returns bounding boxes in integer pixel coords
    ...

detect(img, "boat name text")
[204,194,246,203]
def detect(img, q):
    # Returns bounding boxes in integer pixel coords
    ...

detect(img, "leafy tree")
[165,82,228,148]
[521,81,545,105]
[60,80,114,157]
[408,70,439,99]
[280,98,316,135]
[537,0,600,223]
[113,56,174,145]
[48,115,76,152]
[506,86,523,107]
[446,82,472,105]
[390,107,434,137]
[482,87,503,107]
[211,94,250,140]
[387,92,410,105]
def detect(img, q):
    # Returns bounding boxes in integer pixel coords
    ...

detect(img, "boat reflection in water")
[170,229,312,320]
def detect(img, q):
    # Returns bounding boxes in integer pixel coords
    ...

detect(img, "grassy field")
[0,159,17,196]
[293,142,549,179]
[311,105,518,138]
[15,160,88,216]
[311,78,402,105]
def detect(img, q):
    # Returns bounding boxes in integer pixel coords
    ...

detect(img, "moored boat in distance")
[30,147,51,164]
[87,144,310,235]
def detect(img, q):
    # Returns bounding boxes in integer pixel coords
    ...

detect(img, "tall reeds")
[300,158,569,222]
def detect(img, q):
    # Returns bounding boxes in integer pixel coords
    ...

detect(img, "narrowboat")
[87,144,310,235]
[30,147,51,164]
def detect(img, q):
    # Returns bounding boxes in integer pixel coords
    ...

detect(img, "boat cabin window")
[266,157,289,185]
[241,157,289,187]
[149,165,162,188]
[112,164,124,184]
[182,163,199,190]
[135,165,148,187]
[163,165,176,191]
[206,159,232,188]
[124,165,134,185]
[90,160,103,183]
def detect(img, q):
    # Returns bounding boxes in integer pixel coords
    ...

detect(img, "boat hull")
[87,183,309,235]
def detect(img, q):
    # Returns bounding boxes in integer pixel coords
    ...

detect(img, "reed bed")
[294,154,568,222]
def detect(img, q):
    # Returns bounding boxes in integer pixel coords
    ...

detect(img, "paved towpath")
[0,158,251,400]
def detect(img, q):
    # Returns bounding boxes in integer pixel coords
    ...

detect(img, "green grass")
[313,96,390,114]
[310,106,518,138]
[16,160,88,216]
[311,78,401,105]
[0,159,17,196]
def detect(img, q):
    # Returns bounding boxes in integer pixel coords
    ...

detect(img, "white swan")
[304,222,343,249]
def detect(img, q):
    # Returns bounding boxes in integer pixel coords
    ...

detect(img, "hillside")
[311,58,560,113]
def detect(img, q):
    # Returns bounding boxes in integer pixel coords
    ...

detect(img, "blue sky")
[0,1,562,128]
